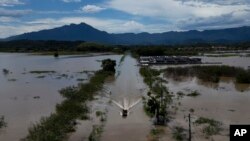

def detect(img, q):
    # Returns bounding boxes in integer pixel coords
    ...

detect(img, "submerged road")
[101,55,151,141]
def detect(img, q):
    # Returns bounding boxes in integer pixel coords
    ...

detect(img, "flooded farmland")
[0,53,121,141]
[1,53,250,141]
[153,56,250,141]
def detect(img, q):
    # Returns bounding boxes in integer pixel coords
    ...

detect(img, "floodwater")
[160,71,250,140]
[150,56,250,141]
[100,55,151,141]
[68,55,151,141]
[1,53,249,141]
[0,53,121,141]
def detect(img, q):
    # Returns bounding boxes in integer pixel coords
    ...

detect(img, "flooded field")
[161,76,250,141]
[0,53,121,141]
[1,53,250,141]
[155,56,250,141]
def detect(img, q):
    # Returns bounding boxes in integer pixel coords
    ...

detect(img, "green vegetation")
[88,125,104,141]
[1,40,250,56]
[8,78,17,82]
[164,66,250,83]
[177,91,185,98]
[0,116,7,129]
[2,68,10,75]
[101,59,116,72]
[29,71,56,74]
[186,91,200,97]
[172,127,186,141]
[36,76,46,79]
[23,59,116,141]
[95,111,103,117]
[54,52,59,58]
[118,54,126,66]
[149,128,165,141]
[0,40,127,54]
[76,78,86,82]
[140,67,160,87]
[195,117,222,137]
[140,67,172,125]
[189,108,195,113]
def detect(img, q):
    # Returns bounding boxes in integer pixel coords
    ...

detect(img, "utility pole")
[188,113,192,141]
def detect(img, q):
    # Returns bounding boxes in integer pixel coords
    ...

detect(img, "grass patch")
[172,127,186,141]
[195,117,222,137]
[88,125,104,141]
[149,128,165,141]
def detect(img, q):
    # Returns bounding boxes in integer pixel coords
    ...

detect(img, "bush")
[101,59,116,72]
[0,116,7,129]
[195,117,222,137]
[186,91,200,97]
[172,127,186,141]
[236,70,250,83]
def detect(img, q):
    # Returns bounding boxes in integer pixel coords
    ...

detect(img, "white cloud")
[0,8,31,17]
[106,0,250,30]
[179,9,250,30]
[108,0,249,19]
[61,0,81,3]
[0,16,17,22]
[0,0,23,6]
[177,0,250,6]
[81,5,106,13]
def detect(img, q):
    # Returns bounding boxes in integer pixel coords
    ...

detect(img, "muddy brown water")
[69,55,151,141]
[151,56,250,141]
[163,76,250,141]
[100,55,151,141]
[1,54,250,141]
[0,53,121,141]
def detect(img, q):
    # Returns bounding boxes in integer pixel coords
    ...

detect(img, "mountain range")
[5,23,250,45]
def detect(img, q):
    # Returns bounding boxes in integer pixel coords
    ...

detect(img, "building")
[139,56,202,65]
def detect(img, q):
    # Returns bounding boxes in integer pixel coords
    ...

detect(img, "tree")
[101,59,116,72]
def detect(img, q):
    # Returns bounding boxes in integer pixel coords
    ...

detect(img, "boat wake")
[112,98,141,117]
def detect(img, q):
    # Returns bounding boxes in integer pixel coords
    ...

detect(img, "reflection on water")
[0,53,121,141]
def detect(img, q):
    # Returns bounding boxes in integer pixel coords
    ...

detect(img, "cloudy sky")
[0,0,250,38]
